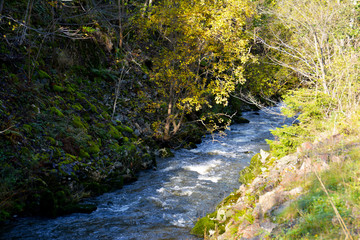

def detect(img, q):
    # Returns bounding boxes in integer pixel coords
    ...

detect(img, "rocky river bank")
[193,132,360,239]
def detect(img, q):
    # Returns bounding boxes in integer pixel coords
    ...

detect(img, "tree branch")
[0,126,14,134]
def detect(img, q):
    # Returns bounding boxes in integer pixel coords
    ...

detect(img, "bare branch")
[0,126,14,134]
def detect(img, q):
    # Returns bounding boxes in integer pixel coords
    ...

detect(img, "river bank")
[0,106,284,239]
[193,131,360,239]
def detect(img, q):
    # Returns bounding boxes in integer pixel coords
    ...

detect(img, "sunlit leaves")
[136,0,255,139]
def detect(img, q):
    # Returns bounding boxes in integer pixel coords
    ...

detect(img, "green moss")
[239,153,263,185]
[101,111,111,120]
[159,148,174,158]
[53,85,65,92]
[221,191,242,207]
[50,107,65,117]
[96,122,105,128]
[38,70,51,79]
[109,125,123,139]
[110,143,123,153]
[72,116,87,130]
[72,103,83,111]
[88,141,100,154]
[191,216,216,237]
[118,125,134,134]
[65,84,76,93]
[128,143,137,152]
[0,209,10,222]
[79,149,90,158]
[88,102,98,113]
[46,136,57,145]
[22,124,33,134]
[76,92,85,98]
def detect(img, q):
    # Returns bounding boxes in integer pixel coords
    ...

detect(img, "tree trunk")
[0,0,4,14]
[118,0,124,48]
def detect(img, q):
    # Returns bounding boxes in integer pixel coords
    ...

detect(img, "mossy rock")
[101,111,111,120]
[50,107,64,117]
[85,182,108,195]
[110,143,122,153]
[53,85,65,92]
[62,203,97,215]
[117,125,134,134]
[221,192,242,207]
[38,70,51,79]
[233,115,250,124]
[79,149,90,158]
[159,148,174,158]
[95,122,105,128]
[88,141,100,154]
[72,115,87,130]
[191,216,216,237]
[239,153,263,185]
[46,136,57,145]
[22,124,33,134]
[72,103,83,111]
[127,143,137,153]
[105,175,124,189]
[109,125,123,139]
[90,104,98,113]
[65,84,76,93]
[0,210,10,222]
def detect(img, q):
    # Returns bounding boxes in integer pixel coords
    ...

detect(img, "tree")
[138,0,255,141]
[256,0,360,156]
[257,0,360,118]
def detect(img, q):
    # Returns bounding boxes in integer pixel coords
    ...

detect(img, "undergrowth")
[275,146,360,239]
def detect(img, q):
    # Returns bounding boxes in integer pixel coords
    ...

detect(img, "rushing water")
[0,106,289,240]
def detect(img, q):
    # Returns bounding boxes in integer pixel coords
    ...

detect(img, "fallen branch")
[0,126,14,134]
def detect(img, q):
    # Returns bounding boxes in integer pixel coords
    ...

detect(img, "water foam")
[183,159,222,175]
[198,176,221,183]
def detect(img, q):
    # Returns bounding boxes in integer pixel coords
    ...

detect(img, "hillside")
[0,0,256,221]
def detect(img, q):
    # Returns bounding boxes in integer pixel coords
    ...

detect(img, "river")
[0,106,289,240]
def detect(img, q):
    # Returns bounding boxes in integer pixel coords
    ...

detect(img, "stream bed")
[0,106,289,240]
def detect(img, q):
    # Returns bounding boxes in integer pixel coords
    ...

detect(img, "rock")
[217,209,227,221]
[272,200,294,217]
[280,171,299,187]
[297,141,313,154]
[330,155,342,163]
[258,187,285,215]
[260,219,278,236]
[260,149,270,163]
[299,157,312,175]
[288,186,303,196]
[241,220,261,239]
[158,148,174,158]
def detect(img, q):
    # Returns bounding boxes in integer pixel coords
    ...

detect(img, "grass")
[275,146,360,239]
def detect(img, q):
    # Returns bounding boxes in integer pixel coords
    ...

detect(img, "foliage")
[276,146,360,239]
[239,151,275,184]
[259,0,360,157]
[239,153,264,185]
[191,211,225,238]
[135,0,256,140]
